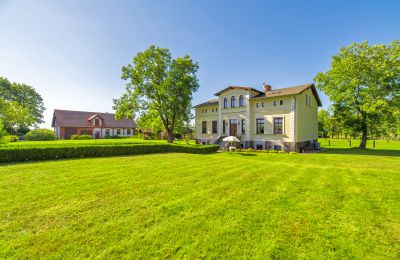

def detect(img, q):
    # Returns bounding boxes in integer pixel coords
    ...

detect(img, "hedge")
[25,129,57,141]
[0,144,220,163]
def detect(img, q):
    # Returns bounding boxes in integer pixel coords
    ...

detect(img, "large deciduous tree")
[0,77,45,134]
[315,41,400,148]
[113,45,200,143]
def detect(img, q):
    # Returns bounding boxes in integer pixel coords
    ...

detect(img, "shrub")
[289,151,297,155]
[71,134,93,140]
[278,150,286,154]
[2,135,19,142]
[25,129,56,141]
[0,144,220,163]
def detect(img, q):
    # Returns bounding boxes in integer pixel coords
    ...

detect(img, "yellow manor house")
[194,83,322,152]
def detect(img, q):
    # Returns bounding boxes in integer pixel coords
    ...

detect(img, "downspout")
[293,95,296,142]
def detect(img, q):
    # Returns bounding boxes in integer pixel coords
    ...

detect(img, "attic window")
[94,118,100,126]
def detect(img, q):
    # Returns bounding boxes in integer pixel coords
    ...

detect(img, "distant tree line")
[318,109,400,141]
[315,41,400,148]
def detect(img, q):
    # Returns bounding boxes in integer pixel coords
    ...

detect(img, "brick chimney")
[263,83,272,92]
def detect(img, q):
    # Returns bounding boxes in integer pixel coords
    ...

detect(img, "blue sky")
[1,0,399,127]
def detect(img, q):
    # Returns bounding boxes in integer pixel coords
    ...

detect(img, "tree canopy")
[113,45,200,143]
[315,41,400,148]
[0,77,45,134]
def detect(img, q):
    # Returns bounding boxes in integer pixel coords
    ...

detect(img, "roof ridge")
[54,109,115,115]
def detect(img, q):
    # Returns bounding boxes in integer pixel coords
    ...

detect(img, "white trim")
[272,115,285,135]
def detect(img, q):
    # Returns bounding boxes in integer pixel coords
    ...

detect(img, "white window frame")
[272,115,285,135]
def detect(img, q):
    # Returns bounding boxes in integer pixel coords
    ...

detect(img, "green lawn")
[1,142,400,258]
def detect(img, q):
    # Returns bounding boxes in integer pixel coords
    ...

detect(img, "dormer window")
[88,114,102,127]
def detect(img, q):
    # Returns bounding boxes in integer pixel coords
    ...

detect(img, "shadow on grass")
[236,153,257,156]
[321,147,400,157]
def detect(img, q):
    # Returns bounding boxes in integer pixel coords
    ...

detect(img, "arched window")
[223,98,228,108]
[231,96,236,108]
[239,95,244,107]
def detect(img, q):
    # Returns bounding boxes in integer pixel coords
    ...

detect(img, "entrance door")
[229,119,237,136]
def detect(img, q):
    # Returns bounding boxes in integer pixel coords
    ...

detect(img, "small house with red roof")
[51,109,137,139]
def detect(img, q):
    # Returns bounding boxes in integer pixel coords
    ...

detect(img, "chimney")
[263,83,272,92]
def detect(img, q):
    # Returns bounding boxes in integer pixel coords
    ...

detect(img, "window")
[127,129,131,135]
[216,107,218,112]
[273,100,277,106]
[274,117,284,134]
[256,103,259,108]
[116,129,121,135]
[212,108,214,112]
[274,145,282,151]
[239,95,244,107]
[222,120,226,134]
[231,96,236,108]
[280,100,283,105]
[262,102,264,107]
[223,98,228,108]
[256,144,263,150]
[306,95,311,106]
[205,109,207,113]
[256,118,264,134]
[212,121,218,134]
[105,129,110,137]
[94,118,100,126]
[202,121,207,134]
[241,119,245,134]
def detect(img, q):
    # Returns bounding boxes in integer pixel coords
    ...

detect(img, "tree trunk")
[359,113,367,149]
[166,129,174,143]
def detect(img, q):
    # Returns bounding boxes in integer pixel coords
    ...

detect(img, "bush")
[71,134,93,140]
[0,144,220,163]
[2,135,19,142]
[25,129,56,141]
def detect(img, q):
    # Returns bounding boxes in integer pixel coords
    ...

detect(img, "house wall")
[219,89,249,143]
[295,88,318,142]
[58,127,135,139]
[195,104,219,144]
[249,95,293,142]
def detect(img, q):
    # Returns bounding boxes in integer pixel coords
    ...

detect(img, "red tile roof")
[52,109,136,128]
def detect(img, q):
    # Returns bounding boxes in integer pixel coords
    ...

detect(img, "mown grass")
[1,141,400,258]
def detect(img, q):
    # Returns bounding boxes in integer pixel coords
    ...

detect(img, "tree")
[136,110,164,134]
[318,110,331,138]
[0,77,45,134]
[0,100,35,135]
[314,41,400,148]
[114,46,200,143]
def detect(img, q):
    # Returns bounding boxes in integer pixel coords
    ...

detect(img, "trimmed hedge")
[25,129,56,141]
[0,144,220,163]
[2,135,19,143]
[71,134,93,140]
